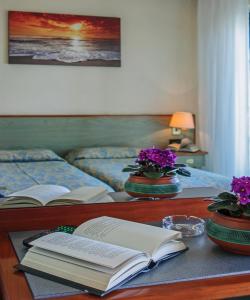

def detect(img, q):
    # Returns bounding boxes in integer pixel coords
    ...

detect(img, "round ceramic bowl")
[162,215,205,237]
[124,175,182,199]
[206,214,250,256]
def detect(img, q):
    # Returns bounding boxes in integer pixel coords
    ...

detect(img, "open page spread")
[49,186,114,204]
[30,232,146,269]
[1,185,113,207]
[20,230,153,292]
[8,185,70,205]
[74,216,184,259]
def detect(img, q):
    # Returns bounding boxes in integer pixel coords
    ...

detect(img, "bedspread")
[72,158,231,192]
[0,160,114,196]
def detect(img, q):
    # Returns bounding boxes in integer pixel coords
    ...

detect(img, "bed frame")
[0,115,195,155]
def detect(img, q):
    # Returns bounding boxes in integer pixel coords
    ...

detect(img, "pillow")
[65,147,140,163]
[0,149,63,162]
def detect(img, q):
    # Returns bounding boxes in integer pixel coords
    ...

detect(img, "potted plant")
[207,176,250,255]
[122,147,190,199]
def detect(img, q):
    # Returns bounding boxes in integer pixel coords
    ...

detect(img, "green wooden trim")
[0,116,195,155]
[206,219,250,245]
[124,181,182,195]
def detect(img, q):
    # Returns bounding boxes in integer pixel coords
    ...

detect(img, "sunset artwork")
[8,11,121,66]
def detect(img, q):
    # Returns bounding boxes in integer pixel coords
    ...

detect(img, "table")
[0,196,250,300]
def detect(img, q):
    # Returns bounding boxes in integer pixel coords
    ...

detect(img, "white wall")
[0,0,197,115]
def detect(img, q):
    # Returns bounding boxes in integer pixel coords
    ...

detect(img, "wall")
[0,0,197,115]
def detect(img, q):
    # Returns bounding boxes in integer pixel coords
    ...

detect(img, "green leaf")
[165,168,178,174]
[144,166,158,173]
[212,197,227,202]
[207,201,240,212]
[216,192,238,202]
[127,165,139,169]
[242,206,250,217]
[163,166,174,172]
[122,167,139,172]
[176,168,191,177]
[143,172,162,179]
[174,163,187,168]
[164,172,177,176]
[229,210,242,217]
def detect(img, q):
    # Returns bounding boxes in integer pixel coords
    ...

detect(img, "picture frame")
[8,11,121,67]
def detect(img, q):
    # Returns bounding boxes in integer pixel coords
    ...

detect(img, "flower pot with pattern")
[124,174,182,199]
[206,211,250,255]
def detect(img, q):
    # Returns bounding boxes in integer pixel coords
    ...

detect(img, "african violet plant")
[208,176,250,218]
[122,147,191,179]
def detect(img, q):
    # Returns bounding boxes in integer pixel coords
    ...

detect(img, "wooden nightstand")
[176,151,208,169]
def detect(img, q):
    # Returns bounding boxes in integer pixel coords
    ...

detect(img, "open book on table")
[0,185,113,208]
[18,216,187,296]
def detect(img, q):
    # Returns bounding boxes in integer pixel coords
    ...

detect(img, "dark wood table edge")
[0,197,212,232]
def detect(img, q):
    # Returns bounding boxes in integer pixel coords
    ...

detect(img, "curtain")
[198,0,249,178]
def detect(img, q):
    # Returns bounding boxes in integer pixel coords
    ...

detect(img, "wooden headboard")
[0,115,195,155]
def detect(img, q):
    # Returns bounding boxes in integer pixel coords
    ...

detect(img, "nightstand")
[176,151,208,169]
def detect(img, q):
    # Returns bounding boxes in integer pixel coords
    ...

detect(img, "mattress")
[71,158,231,192]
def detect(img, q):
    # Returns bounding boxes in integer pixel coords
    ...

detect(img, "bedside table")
[176,151,207,169]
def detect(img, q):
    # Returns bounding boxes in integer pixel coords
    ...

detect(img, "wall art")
[8,11,121,67]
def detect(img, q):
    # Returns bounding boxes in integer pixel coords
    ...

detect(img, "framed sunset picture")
[8,11,121,67]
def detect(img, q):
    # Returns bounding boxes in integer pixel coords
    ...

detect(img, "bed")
[65,147,231,192]
[0,115,230,197]
[0,149,113,197]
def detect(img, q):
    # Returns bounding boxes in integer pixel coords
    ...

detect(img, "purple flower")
[239,196,250,205]
[137,148,176,168]
[231,176,250,205]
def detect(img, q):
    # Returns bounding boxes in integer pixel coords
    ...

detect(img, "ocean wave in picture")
[32,50,120,63]
[9,37,121,64]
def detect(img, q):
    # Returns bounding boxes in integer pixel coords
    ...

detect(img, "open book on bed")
[0,185,113,208]
[18,216,187,296]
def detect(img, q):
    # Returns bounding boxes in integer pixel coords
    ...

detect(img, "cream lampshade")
[169,112,195,136]
[169,112,195,129]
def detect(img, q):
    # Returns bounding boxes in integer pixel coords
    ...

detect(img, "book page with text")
[53,186,111,202]
[30,232,144,269]
[74,217,182,256]
[9,185,70,205]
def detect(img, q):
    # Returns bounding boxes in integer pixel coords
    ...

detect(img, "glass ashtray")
[162,215,205,237]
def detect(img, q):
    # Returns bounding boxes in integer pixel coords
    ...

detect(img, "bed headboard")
[0,115,195,155]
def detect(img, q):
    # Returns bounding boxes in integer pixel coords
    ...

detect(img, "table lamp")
[169,112,195,136]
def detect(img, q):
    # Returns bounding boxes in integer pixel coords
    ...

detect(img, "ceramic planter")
[124,175,182,199]
[206,211,250,255]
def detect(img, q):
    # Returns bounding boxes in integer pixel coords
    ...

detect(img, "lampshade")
[169,112,195,129]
